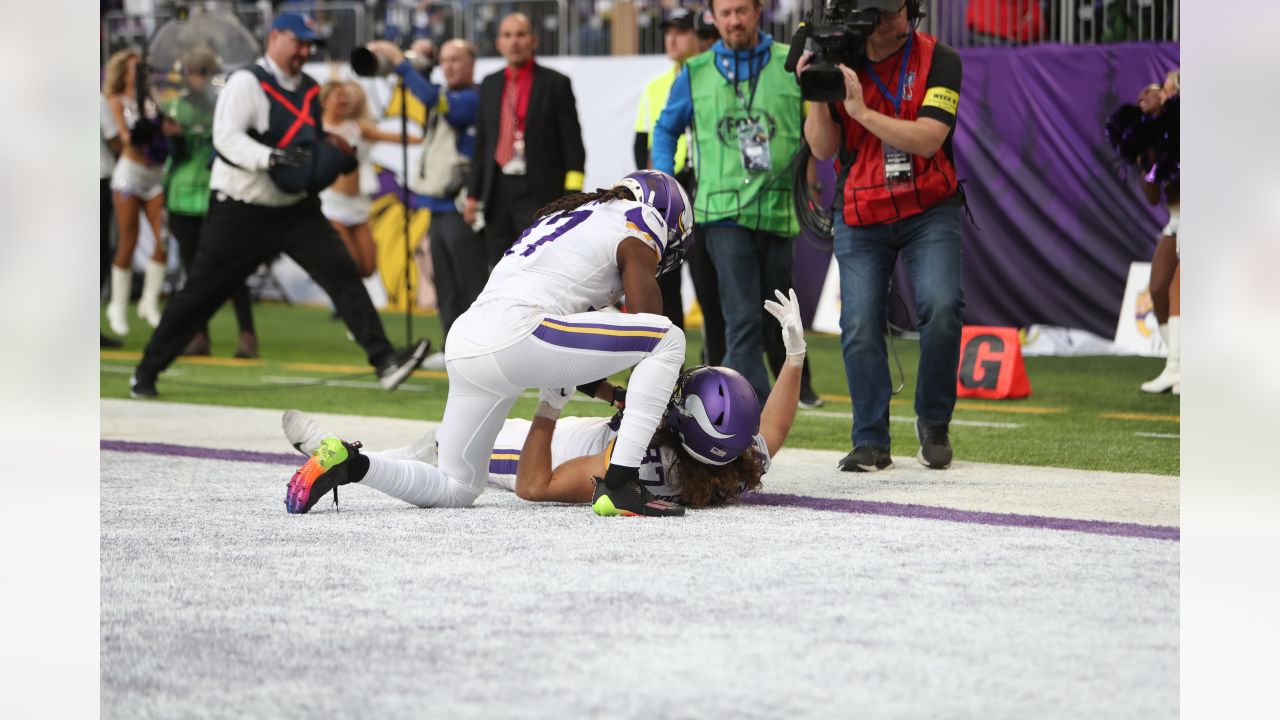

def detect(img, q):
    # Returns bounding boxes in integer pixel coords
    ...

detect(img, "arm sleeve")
[395,59,442,109]
[634,133,650,170]
[212,69,273,171]
[558,76,586,192]
[918,43,962,127]
[442,85,479,127]
[652,67,693,176]
[467,81,489,200]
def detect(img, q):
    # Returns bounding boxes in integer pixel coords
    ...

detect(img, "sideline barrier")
[956,326,1031,399]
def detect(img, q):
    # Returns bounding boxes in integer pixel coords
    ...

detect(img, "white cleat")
[422,351,446,371]
[282,409,330,457]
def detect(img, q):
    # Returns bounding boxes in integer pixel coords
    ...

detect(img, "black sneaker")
[101,333,123,349]
[837,446,893,472]
[376,338,431,391]
[130,372,158,399]
[798,387,825,409]
[285,437,363,514]
[915,419,953,469]
[591,478,685,517]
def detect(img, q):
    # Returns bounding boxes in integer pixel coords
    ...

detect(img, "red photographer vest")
[837,31,958,227]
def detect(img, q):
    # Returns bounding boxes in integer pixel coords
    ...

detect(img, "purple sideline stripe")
[101,440,1179,541]
[738,493,1179,542]
[101,440,301,466]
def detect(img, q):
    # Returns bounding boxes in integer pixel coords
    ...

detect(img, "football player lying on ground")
[285,170,695,517]
[281,289,807,509]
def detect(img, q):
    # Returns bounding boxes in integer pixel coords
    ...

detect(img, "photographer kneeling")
[799,0,963,472]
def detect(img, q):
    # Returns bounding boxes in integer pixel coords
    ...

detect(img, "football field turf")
[101,302,1180,475]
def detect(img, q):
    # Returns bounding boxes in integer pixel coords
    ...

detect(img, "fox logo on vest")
[715,111,778,146]
[955,326,1031,399]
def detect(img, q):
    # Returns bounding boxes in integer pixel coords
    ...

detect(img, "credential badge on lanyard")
[867,33,915,190]
[730,56,771,174]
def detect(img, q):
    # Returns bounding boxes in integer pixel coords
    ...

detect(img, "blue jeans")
[704,225,794,402]
[833,202,965,450]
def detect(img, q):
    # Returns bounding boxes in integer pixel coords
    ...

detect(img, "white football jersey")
[446,199,667,358]
[485,416,618,491]
[485,415,770,505]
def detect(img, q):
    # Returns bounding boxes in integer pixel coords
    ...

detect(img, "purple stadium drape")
[794,42,1180,338]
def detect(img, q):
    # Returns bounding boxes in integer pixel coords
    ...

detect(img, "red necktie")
[495,75,519,167]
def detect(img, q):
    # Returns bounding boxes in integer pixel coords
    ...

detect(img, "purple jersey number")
[504,209,593,258]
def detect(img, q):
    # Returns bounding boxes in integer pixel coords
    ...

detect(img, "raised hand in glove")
[270,145,312,169]
[763,288,806,366]
[535,386,574,420]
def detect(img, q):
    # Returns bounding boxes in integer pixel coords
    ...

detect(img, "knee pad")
[654,323,686,357]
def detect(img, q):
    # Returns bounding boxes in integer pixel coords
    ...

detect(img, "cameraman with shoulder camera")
[130,12,430,399]
[366,38,485,368]
[799,0,963,472]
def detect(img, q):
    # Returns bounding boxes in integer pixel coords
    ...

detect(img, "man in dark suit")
[463,12,587,268]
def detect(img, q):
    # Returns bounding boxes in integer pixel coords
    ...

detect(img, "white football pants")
[359,310,685,508]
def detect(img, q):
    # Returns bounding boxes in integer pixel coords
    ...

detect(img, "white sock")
[360,455,466,508]
[609,325,686,468]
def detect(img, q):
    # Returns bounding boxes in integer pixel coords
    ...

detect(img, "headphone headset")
[906,0,923,24]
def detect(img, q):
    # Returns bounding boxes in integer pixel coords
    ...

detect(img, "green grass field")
[100,302,1180,475]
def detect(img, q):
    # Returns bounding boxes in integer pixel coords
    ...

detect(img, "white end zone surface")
[102,400,1178,527]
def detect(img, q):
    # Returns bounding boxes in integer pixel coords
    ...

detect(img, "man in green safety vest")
[162,45,259,359]
[651,0,806,404]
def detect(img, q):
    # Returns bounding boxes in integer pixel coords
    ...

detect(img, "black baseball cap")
[662,7,697,31]
[694,6,719,40]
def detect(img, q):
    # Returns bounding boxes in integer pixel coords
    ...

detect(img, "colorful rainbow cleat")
[285,437,362,514]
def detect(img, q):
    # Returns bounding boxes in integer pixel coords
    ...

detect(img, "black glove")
[270,146,312,169]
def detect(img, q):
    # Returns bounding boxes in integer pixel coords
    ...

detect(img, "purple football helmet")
[613,169,693,276]
[666,366,761,466]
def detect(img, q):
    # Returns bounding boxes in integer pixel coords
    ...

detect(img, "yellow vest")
[635,63,691,173]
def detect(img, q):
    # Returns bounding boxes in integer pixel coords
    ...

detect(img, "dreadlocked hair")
[651,428,765,509]
[533,186,635,221]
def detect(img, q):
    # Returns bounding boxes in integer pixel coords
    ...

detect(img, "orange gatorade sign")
[955,326,1031,399]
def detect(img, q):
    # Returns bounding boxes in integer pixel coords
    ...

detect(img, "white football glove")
[763,288,806,366]
[535,386,574,420]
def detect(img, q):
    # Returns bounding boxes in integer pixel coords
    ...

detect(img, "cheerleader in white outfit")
[104,49,169,336]
[319,80,419,279]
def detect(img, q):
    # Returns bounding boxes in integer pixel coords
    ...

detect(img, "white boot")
[137,259,166,328]
[1142,316,1180,393]
[106,266,131,336]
